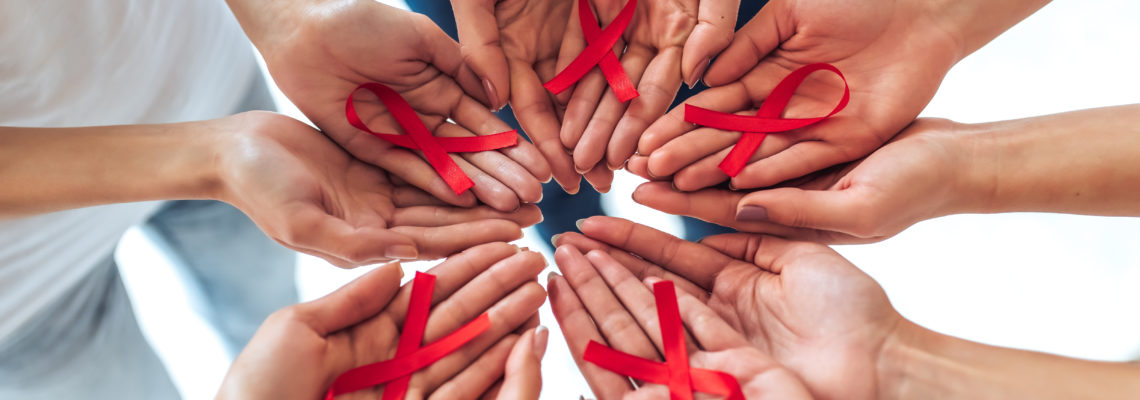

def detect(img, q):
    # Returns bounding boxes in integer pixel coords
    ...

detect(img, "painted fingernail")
[550,233,562,247]
[533,326,549,359]
[688,57,711,89]
[575,218,586,230]
[736,205,769,221]
[385,245,419,260]
[482,78,500,111]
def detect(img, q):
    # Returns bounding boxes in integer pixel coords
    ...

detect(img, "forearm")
[225,0,331,54]
[878,321,1140,399]
[926,0,1051,62]
[0,121,222,218]
[953,104,1140,216]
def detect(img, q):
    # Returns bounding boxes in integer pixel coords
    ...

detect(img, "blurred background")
[116,0,1140,398]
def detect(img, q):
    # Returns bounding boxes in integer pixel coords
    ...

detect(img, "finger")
[680,0,740,87]
[392,204,543,228]
[728,121,871,189]
[295,262,404,335]
[508,61,582,194]
[736,185,871,235]
[284,203,420,264]
[385,243,522,321]
[427,334,519,400]
[451,94,553,188]
[560,66,613,154]
[391,220,527,260]
[499,327,548,400]
[585,250,699,356]
[480,380,502,400]
[607,47,684,169]
[547,275,635,398]
[415,282,548,392]
[573,45,654,173]
[582,163,614,193]
[553,245,662,362]
[392,185,452,208]
[353,133,478,207]
[665,278,752,351]
[624,385,670,400]
[575,216,739,290]
[425,122,521,211]
[552,232,708,301]
[552,0,589,107]
[423,251,548,341]
[638,82,751,157]
[416,12,490,107]
[703,3,787,86]
[450,0,511,110]
[698,234,809,274]
[624,155,654,180]
[515,314,541,334]
[645,126,740,178]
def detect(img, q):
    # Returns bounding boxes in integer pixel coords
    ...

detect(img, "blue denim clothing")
[0,69,297,399]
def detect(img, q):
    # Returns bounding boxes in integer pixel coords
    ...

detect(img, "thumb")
[452,0,511,110]
[498,326,547,400]
[736,186,870,235]
[680,0,741,88]
[703,2,788,86]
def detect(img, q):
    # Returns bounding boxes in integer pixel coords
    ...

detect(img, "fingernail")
[385,245,419,260]
[546,271,561,284]
[575,218,586,230]
[396,262,405,278]
[550,233,562,248]
[520,246,530,252]
[688,57,710,89]
[736,205,769,221]
[533,326,549,359]
[482,78,500,111]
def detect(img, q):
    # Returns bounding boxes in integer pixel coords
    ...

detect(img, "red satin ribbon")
[543,0,639,102]
[583,281,744,400]
[346,82,519,195]
[324,272,491,400]
[684,63,850,177]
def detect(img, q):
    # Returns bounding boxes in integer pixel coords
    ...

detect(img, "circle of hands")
[216,0,985,398]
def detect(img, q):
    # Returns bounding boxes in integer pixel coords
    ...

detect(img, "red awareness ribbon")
[543,0,639,102]
[583,281,744,400]
[324,272,491,400]
[346,83,519,195]
[684,63,850,177]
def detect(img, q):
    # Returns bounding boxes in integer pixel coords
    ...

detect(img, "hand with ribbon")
[213,112,541,267]
[553,0,742,188]
[236,1,551,212]
[548,244,811,399]
[554,216,902,400]
[448,0,595,194]
[634,0,1035,192]
[216,242,548,400]
[626,118,972,244]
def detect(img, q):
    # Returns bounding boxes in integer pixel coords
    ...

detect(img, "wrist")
[922,0,1051,62]
[876,321,978,400]
[226,0,335,55]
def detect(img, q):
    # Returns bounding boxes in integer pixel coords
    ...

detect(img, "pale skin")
[448,0,742,192]
[555,216,1140,399]
[226,0,553,212]
[215,243,548,400]
[634,0,1050,192]
[627,104,1140,244]
[0,111,541,267]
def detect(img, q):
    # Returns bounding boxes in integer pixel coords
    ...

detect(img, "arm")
[962,104,1140,216]
[0,121,221,217]
[879,322,1140,399]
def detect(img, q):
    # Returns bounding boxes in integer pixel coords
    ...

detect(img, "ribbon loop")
[543,0,639,102]
[324,272,491,399]
[346,83,519,195]
[582,281,744,400]
[684,63,850,177]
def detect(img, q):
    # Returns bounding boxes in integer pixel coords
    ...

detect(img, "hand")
[475,326,548,400]
[247,0,551,211]
[627,118,974,244]
[548,244,812,399]
[216,243,548,400]
[449,0,587,194]
[214,111,542,267]
[556,0,741,189]
[636,0,963,191]
[556,216,904,399]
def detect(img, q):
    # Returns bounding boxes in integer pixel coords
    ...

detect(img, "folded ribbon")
[583,281,744,400]
[543,0,639,102]
[346,82,519,195]
[324,272,491,400]
[684,63,850,177]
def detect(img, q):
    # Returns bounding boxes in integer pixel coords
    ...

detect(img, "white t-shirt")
[0,0,256,341]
